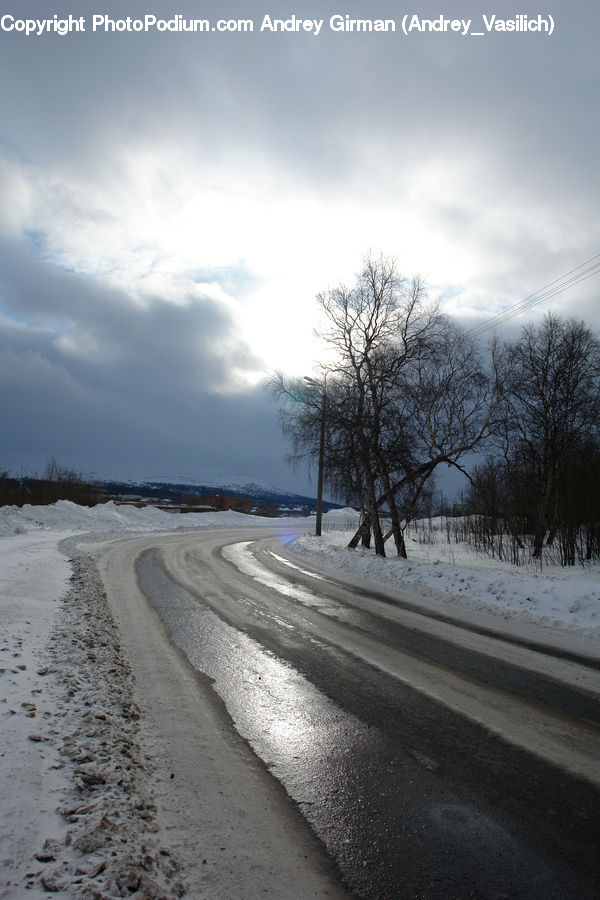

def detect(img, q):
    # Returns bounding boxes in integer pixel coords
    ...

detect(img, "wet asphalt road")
[135,530,600,899]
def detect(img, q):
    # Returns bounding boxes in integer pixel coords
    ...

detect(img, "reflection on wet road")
[223,540,329,606]
[136,531,600,899]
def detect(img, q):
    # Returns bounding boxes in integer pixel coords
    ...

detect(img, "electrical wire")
[466,252,600,337]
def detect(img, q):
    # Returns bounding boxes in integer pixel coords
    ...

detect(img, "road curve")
[96,528,349,900]
[98,526,600,899]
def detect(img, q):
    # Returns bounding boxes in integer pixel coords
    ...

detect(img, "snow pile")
[0,538,185,898]
[1,534,73,897]
[292,513,600,636]
[0,501,277,898]
[35,553,184,897]
[0,500,269,537]
[317,507,360,530]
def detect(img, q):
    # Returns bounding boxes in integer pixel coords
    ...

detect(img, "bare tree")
[318,255,505,556]
[270,254,505,558]
[36,456,104,506]
[316,255,438,555]
[503,314,600,558]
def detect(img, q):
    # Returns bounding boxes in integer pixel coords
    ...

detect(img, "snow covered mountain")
[98,471,338,514]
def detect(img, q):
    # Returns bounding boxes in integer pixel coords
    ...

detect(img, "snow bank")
[294,519,600,636]
[0,500,280,897]
[0,533,74,896]
[0,542,185,897]
[321,507,360,524]
[0,499,271,537]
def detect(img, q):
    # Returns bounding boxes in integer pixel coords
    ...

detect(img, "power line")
[470,260,600,334]
[466,252,600,337]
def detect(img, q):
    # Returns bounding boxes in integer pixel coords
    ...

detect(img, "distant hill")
[101,478,343,516]
[1,464,345,515]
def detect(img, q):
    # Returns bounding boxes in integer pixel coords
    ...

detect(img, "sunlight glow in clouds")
[1,0,599,489]
[0,146,487,379]
[3,129,599,386]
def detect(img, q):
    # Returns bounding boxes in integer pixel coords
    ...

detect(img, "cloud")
[0,227,301,485]
[0,0,599,490]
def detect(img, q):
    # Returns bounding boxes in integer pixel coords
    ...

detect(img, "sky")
[0,1,599,495]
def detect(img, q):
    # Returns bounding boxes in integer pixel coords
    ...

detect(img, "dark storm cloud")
[0,232,301,488]
[0,234,252,387]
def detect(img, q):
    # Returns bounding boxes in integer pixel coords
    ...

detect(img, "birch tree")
[503,313,600,558]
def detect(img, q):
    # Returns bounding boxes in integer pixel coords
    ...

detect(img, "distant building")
[183,494,252,514]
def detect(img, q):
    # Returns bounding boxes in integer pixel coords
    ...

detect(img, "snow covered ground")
[295,508,600,638]
[1,500,599,897]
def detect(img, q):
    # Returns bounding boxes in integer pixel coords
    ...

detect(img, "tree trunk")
[532,461,557,559]
[348,512,372,548]
[364,476,385,556]
[347,527,361,549]
[397,531,408,558]
[376,453,405,556]
[361,515,372,548]
[356,443,385,556]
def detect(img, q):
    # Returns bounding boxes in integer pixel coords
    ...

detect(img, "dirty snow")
[0,504,280,898]
[1,500,599,897]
